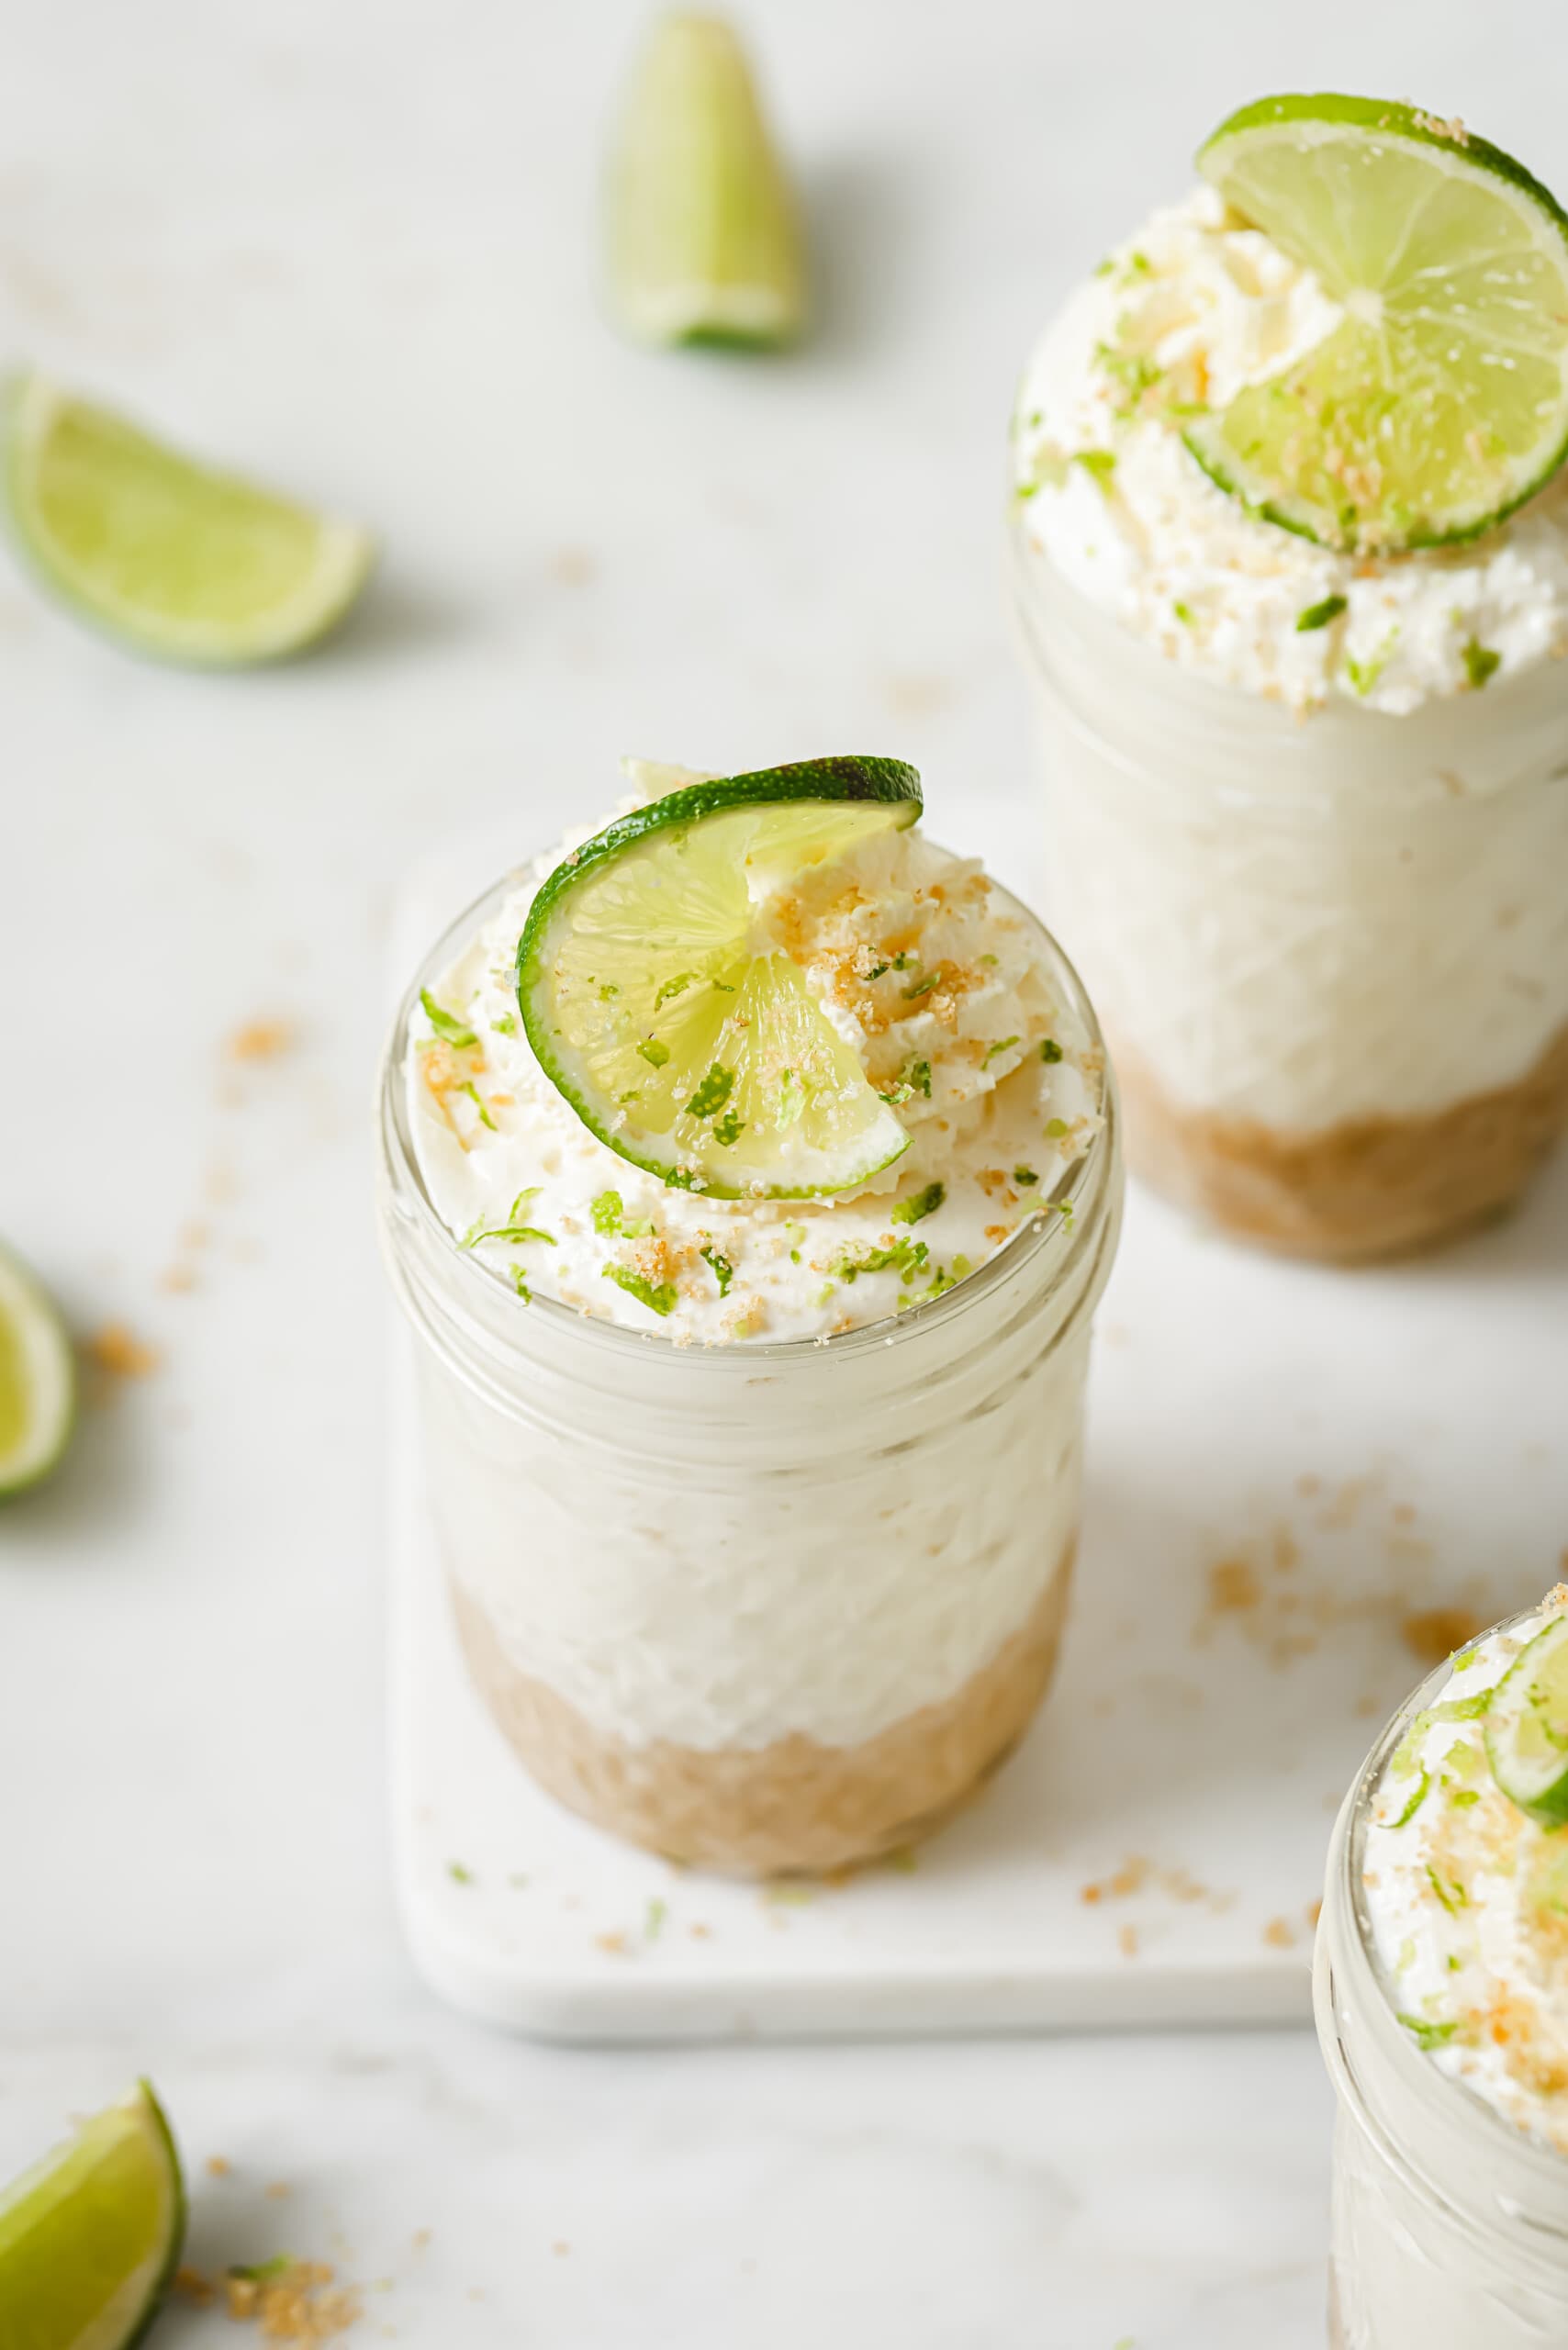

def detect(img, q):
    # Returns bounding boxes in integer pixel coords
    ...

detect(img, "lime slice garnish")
[0,2081,185,2350]
[0,1242,75,1498]
[605,13,805,349]
[517,757,922,1199]
[1485,1616,1568,1827]
[1185,95,1568,551]
[3,372,375,664]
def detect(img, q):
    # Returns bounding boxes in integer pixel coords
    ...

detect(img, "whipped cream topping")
[1361,1589,1568,2154]
[407,782,1100,1346]
[1013,185,1568,713]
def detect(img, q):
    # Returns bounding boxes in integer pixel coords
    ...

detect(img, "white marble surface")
[3,0,1565,2338]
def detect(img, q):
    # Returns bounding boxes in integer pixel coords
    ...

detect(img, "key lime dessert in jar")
[1012,96,1568,1261]
[1316,1590,1568,2346]
[377,757,1121,1874]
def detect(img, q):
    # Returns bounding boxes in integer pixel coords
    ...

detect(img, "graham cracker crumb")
[1402,1606,1484,1669]
[228,1019,296,1063]
[207,2154,233,2178]
[225,2258,360,2341]
[84,1322,160,1382]
[1262,1916,1296,1951]
[1117,1923,1139,1959]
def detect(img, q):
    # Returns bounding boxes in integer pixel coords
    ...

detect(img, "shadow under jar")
[1316,1642,1568,2348]
[1013,536,1568,1264]
[377,873,1123,1877]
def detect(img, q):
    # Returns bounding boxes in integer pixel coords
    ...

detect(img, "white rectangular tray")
[389,836,1568,2042]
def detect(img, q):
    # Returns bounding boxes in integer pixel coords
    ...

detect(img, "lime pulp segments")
[0,2081,185,2350]
[606,13,805,348]
[0,1244,75,1497]
[517,758,922,1199]
[1486,1616,1568,1827]
[3,372,374,664]
[1186,95,1568,551]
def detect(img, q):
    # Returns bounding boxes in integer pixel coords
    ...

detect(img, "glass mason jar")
[1011,526,1568,1264]
[377,869,1124,1876]
[1315,1635,1568,2349]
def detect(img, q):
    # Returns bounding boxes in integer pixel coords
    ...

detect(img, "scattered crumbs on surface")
[411,2231,431,2253]
[1081,1855,1237,1919]
[595,1930,628,1955]
[175,2267,216,2306]
[1262,1916,1297,1952]
[265,2182,293,2201]
[84,1321,161,1386]
[1307,1899,1324,1930]
[552,2241,571,2257]
[201,2258,362,2342]
[227,1018,296,1064]
[1117,1924,1139,1959]
[1402,1606,1484,1669]
[550,547,597,587]
[207,2154,233,2178]
[447,1861,474,1886]
[689,1922,712,1941]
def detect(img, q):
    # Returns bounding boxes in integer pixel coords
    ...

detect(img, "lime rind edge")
[0,1244,75,1499]
[1196,93,1568,245]
[123,2080,186,2350]
[1484,1617,1568,1825]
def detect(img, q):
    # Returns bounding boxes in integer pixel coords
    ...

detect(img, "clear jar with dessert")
[1315,1597,1568,2347]
[376,767,1123,1874]
[1011,135,1568,1264]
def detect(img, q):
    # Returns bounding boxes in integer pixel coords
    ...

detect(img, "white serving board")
[389,829,1568,2042]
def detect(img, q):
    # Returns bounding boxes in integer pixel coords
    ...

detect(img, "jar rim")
[378,848,1119,1371]
[1329,1607,1568,2189]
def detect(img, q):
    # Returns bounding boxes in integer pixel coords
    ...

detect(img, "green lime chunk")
[0,2081,185,2350]
[3,372,375,664]
[518,757,922,1199]
[1485,1616,1568,1826]
[0,1243,75,1497]
[606,13,805,349]
[1186,95,1568,551]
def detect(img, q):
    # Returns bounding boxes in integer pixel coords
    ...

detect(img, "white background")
[3,3,1564,2340]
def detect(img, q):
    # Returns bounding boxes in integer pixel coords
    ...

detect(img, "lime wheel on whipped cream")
[516,757,922,1198]
[1185,95,1568,552]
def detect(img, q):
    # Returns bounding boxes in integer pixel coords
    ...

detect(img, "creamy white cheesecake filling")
[1361,1589,1568,2154]
[1013,185,1568,717]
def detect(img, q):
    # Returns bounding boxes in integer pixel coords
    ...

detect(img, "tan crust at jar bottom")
[450,1545,1076,1876]
[1114,1022,1568,1265]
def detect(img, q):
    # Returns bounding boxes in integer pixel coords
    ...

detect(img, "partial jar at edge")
[1315,1645,1568,2350]
[1013,530,1568,1265]
[377,870,1124,1877]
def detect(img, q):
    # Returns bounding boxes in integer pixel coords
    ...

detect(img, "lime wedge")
[0,1243,75,1498]
[606,13,805,349]
[1485,1616,1568,1827]
[1185,95,1568,551]
[517,758,922,1198]
[0,2081,185,2350]
[3,372,374,664]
